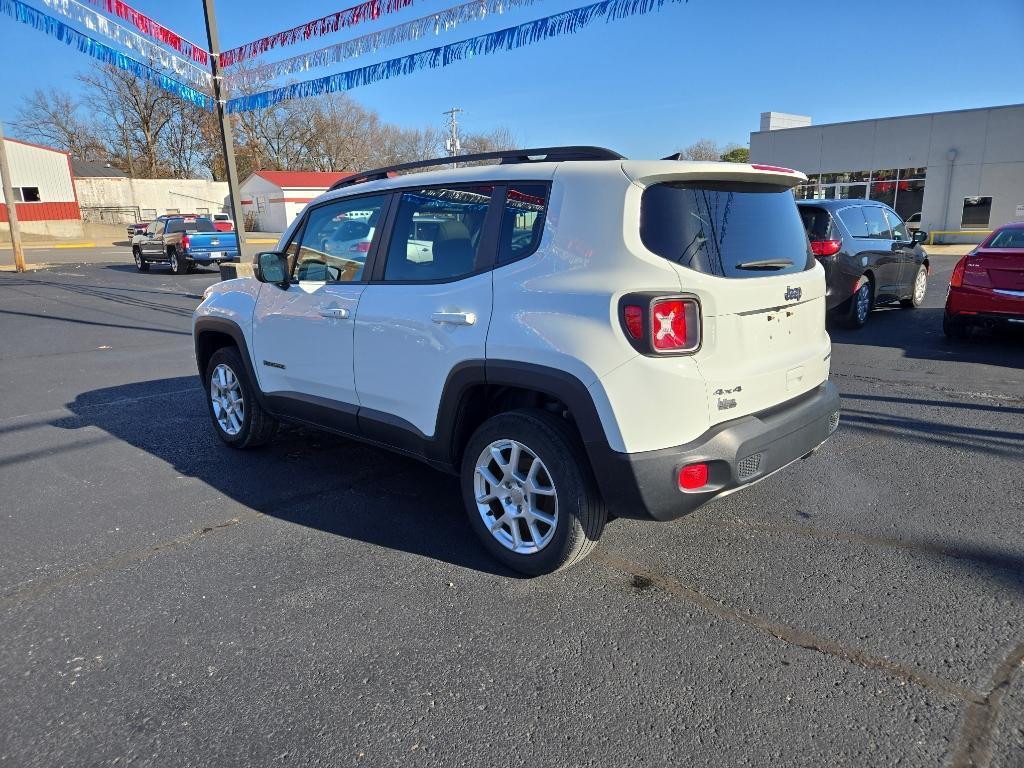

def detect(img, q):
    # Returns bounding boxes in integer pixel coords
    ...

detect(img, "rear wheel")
[205,347,278,448]
[901,265,927,308]
[132,248,149,272]
[169,248,190,275]
[461,409,606,576]
[841,276,873,329]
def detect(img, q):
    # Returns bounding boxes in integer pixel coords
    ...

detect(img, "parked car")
[212,213,235,232]
[132,215,239,274]
[797,199,930,328]
[126,221,150,237]
[944,221,1024,337]
[193,147,840,575]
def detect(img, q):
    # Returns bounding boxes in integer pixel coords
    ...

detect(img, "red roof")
[252,170,354,189]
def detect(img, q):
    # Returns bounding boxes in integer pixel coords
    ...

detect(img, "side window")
[498,184,549,264]
[383,185,494,282]
[885,209,909,242]
[294,194,388,283]
[149,221,164,236]
[861,206,892,239]
[837,207,869,238]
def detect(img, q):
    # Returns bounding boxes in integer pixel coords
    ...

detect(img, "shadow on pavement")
[51,377,518,578]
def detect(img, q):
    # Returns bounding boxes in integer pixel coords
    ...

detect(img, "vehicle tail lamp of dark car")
[811,239,842,257]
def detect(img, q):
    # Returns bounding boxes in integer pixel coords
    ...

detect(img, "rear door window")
[861,207,892,239]
[837,207,870,238]
[498,184,549,264]
[640,181,813,277]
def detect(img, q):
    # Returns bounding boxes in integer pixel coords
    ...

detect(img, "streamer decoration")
[226,0,681,113]
[219,0,415,68]
[82,0,209,65]
[227,0,545,88]
[0,0,213,109]
[40,0,212,89]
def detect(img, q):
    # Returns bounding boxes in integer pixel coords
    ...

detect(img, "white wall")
[240,175,285,232]
[0,139,76,205]
[74,178,230,221]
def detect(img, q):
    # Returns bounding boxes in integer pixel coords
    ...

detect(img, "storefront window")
[961,197,992,228]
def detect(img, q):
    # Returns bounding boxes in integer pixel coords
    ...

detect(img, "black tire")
[840,276,873,329]
[943,312,968,339]
[169,248,190,275]
[132,247,149,272]
[461,409,606,576]
[900,265,927,308]
[204,347,278,448]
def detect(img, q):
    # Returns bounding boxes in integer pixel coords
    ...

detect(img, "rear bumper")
[588,381,841,522]
[946,285,1024,319]
[188,254,240,265]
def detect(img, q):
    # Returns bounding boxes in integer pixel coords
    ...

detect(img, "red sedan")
[944,221,1024,337]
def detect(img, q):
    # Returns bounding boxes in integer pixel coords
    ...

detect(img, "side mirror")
[912,230,928,245]
[255,251,290,286]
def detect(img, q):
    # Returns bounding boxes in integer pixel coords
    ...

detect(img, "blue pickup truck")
[131,215,240,274]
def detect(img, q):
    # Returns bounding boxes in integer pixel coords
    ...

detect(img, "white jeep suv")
[193,147,840,576]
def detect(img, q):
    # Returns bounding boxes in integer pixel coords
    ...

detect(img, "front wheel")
[133,248,149,272]
[205,347,278,448]
[901,265,927,308]
[461,409,606,576]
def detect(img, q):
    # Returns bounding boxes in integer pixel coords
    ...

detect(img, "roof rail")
[328,146,624,191]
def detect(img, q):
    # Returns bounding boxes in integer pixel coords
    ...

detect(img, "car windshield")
[166,218,216,233]
[987,229,1024,248]
[640,181,813,277]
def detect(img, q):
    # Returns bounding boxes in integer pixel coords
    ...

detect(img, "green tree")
[720,145,750,163]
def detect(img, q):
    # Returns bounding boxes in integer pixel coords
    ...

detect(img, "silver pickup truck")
[131,215,240,274]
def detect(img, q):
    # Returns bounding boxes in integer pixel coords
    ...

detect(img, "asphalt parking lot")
[1,253,1021,767]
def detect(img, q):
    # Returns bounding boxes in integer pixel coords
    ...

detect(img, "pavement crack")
[591,551,984,704]
[947,641,1024,768]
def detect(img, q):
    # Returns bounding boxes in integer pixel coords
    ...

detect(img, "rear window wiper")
[735,259,794,270]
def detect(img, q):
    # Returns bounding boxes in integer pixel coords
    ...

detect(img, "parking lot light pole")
[0,123,27,273]
[201,0,250,279]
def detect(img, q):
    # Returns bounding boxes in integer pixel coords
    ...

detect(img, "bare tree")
[14,89,104,160]
[675,138,721,161]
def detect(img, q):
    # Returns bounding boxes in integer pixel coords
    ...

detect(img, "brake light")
[950,257,966,288]
[349,241,371,254]
[678,463,708,490]
[651,298,700,352]
[180,234,190,250]
[623,305,644,340]
[810,239,841,257]
[752,163,796,174]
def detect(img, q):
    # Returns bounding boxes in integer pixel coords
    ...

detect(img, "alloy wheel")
[210,363,244,436]
[133,251,142,268]
[914,269,927,304]
[170,252,179,272]
[473,439,558,554]
[856,283,871,324]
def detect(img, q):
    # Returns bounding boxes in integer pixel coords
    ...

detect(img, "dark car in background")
[126,221,150,237]
[131,215,239,274]
[797,199,929,328]
[944,221,1024,337]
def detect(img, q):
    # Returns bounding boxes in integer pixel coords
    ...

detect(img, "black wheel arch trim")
[193,317,269,408]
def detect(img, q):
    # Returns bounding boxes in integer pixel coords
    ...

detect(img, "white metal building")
[240,171,353,233]
[0,138,82,237]
[750,104,1024,242]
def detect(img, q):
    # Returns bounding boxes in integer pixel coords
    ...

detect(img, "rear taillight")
[349,241,371,254]
[620,294,701,355]
[810,239,841,257]
[180,234,190,250]
[950,257,967,288]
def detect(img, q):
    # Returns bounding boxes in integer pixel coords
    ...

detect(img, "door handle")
[319,307,350,319]
[431,311,476,326]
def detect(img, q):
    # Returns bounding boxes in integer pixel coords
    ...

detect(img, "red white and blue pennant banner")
[226,0,684,113]
[228,0,544,88]
[82,0,209,65]
[40,0,212,89]
[0,0,213,109]
[219,0,415,68]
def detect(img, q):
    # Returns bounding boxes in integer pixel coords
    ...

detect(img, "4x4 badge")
[785,286,802,301]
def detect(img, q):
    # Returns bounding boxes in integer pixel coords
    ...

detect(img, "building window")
[12,187,41,202]
[961,197,992,229]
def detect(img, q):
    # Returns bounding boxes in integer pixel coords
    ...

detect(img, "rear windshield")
[640,182,813,277]
[987,228,1024,249]
[166,218,216,234]
[798,205,835,240]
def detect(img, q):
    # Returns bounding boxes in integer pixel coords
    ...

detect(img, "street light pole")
[0,122,26,273]
[201,0,250,277]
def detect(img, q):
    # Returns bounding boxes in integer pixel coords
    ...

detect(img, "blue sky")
[1,0,1022,159]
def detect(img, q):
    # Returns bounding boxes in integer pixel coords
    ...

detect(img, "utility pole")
[201,0,250,278]
[443,107,463,165]
[0,123,26,273]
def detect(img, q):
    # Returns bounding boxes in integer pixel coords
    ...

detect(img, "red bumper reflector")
[678,463,708,490]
